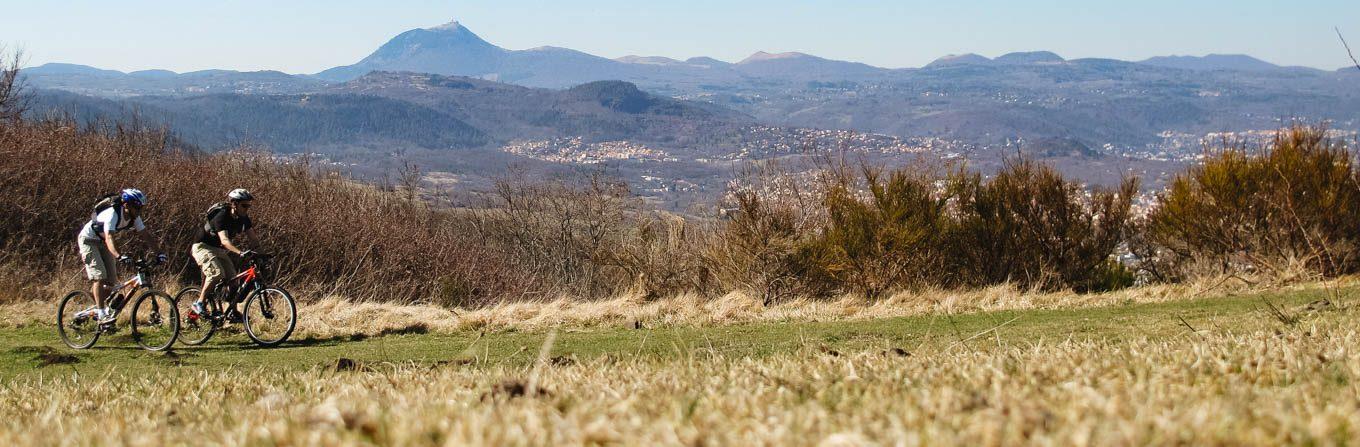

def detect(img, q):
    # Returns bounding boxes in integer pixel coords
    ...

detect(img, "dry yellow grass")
[1,305,1356,446]
[4,275,1352,340]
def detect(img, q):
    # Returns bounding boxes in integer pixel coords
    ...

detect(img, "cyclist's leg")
[191,244,212,306]
[78,239,115,311]
[224,252,245,314]
[191,243,236,308]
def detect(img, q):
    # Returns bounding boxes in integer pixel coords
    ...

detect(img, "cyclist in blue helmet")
[76,188,167,324]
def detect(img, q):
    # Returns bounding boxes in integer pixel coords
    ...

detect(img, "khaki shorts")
[191,243,241,285]
[78,238,116,281]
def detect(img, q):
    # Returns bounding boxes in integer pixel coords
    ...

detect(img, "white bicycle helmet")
[227,188,254,201]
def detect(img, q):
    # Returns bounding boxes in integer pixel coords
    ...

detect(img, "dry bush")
[803,164,953,299]
[708,190,811,303]
[600,213,715,299]
[1142,125,1360,281]
[475,170,718,301]
[0,45,28,123]
[706,162,828,304]
[708,157,1139,301]
[0,118,534,305]
[472,170,637,299]
[950,159,1139,292]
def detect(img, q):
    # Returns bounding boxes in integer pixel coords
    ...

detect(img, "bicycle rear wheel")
[174,287,216,346]
[242,287,296,347]
[130,290,179,351]
[57,290,101,349]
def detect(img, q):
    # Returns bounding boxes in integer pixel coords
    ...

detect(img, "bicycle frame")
[207,257,269,307]
[60,256,178,351]
[224,264,261,301]
[105,265,154,312]
[179,253,294,346]
[75,260,158,324]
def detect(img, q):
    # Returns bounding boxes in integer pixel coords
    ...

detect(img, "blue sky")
[3,0,1358,73]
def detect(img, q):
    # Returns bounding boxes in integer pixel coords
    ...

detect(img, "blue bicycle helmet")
[121,188,147,207]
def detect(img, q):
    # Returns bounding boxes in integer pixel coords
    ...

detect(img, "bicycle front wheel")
[130,290,179,351]
[57,290,101,349]
[242,287,296,347]
[174,287,216,346]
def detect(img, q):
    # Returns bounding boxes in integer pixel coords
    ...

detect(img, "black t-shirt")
[198,210,253,249]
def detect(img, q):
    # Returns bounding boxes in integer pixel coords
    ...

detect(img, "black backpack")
[88,192,125,235]
[203,202,230,234]
[92,192,122,217]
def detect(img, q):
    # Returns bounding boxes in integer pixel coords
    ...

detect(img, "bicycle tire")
[130,290,180,351]
[243,287,296,347]
[57,290,101,349]
[174,287,216,346]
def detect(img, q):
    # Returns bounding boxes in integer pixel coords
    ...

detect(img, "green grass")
[1,286,1344,380]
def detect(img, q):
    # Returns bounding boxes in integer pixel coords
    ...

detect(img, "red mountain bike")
[57,257,179,351]
[174,253,296,347]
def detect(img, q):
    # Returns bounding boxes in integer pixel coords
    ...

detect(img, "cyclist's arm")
[218,230,248,255]
[103,229,122,259]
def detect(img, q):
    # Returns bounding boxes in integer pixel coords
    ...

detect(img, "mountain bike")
[57,257,179,351]
[174,253,296,347]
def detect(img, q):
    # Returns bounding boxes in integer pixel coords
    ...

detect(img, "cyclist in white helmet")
[189,188,260,322]
[76,188,167,324]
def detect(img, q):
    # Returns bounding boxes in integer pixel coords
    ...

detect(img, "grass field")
[1,284,1357,445]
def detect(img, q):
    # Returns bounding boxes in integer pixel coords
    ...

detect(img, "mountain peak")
[739,51,814,64]
[27,63,126,76]
[685,56,731,68]
[925,53,992,68]
[994,51,1065,65]
[616,55,685,66]
[428,19,465,32]
[416,19,492,46]
[1139,54,1281,72]
[316,20,506,81]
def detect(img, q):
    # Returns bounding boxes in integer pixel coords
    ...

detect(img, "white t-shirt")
[78,207,146,241]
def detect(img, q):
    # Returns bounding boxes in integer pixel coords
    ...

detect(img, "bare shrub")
[1141,125,1360,280]
[600,213,714,299]
[708,189,812,303]
[0,45,29,123]
[473,170,636,298]
[706,162,826,304]
[396,160,422,202]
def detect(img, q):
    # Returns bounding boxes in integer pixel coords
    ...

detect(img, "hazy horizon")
[3,0,1359,74]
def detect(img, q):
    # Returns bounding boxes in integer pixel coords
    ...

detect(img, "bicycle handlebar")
[243,252,274,261]
[122,257,165,270]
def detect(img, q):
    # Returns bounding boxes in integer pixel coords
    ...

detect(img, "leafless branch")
[0,45,32,122]
[397,159,422,202]
[1338,27,1360,72]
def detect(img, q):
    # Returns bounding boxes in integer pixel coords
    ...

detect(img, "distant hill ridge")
[1139,54,1282,71]
[304,19,1308,86]
[21,18,1358,167]
[26,19,1315,93]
